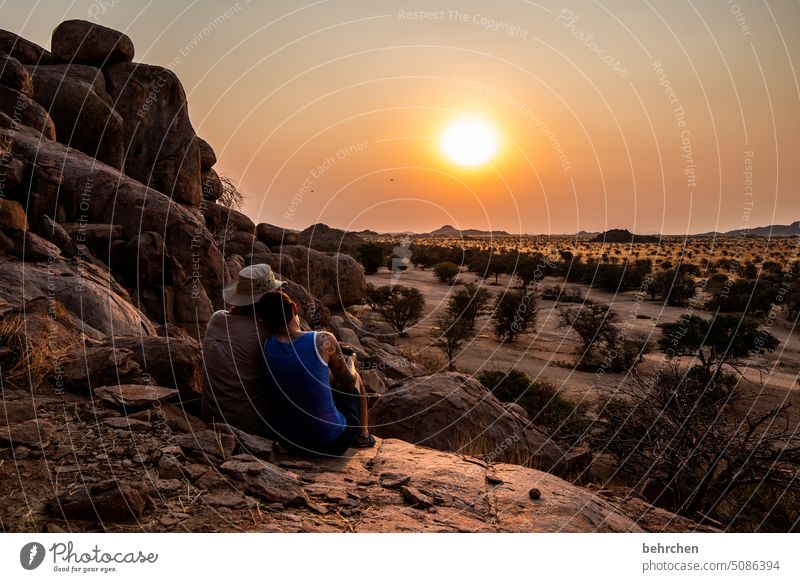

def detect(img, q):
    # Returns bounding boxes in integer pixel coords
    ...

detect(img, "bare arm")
[316,331,358,390]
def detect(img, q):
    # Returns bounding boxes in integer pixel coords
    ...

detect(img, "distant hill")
[423,224,511,237]
[298,223,365,253]
[697,221,800,237]
[591,229,659,244]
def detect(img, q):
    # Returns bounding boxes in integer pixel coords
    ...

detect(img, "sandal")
[354,433,376,448]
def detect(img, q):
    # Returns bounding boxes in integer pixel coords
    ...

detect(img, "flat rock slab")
[94,384,178,409]
[0,418,56,448]
[217,424,275,462]
[174,430,235,460]
[220,458,306,505]
[102,417,152,431]
[46,481,147,522]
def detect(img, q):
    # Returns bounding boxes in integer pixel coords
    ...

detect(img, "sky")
[4,0,799,235]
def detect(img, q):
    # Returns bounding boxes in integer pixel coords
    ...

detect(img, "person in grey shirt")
[201,264,285,437]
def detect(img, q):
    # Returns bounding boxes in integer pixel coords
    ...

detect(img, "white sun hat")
[222,263,286,306]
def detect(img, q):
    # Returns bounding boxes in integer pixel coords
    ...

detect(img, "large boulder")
[203,202,255,237]
[5,230,61,261]
[196,137,216,171]
[0,30,53,65]
[0,85,56,140]
[201,168,222,201]
[370,372,565,473]
[51,20,134,66]
[0,51,34,96]
[33,215,79,256]
[117,230,214,328]
[218,230,270,259]
[101,336,203,397]
[256,223,299,246]
[0,113,225,326]
[59,345,150,394]
[0,199,27,230]
[104,61,202,206]
[0,257,156,337]
[250,251,295,281]
[28,64,124,168]
[279,245,366,308]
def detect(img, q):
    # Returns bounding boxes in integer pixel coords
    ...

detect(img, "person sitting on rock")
[256,290,376,455]
[201,264,285,437]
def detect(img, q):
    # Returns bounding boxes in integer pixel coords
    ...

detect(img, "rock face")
[0,258,156,337]
[0,30,52,65]
[0,51,34,95]
[0,85,56,140]
[104,62,202,206]
[94,384,179,409]
[256,223,299,246]
[0,114,224,326]
[47,481,147,522]
[51,20,135,66]
[280,245,366,308]
[0,199,28,230]
[370,373,565,472]
[29,64,124,168]
[101,336,203,396]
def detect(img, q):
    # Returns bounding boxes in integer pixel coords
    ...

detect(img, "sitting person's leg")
[321,374,374,455]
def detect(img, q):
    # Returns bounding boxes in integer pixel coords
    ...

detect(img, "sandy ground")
[362,268,800,413]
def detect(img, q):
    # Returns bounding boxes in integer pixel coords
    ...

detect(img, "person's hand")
[345,353,358,374]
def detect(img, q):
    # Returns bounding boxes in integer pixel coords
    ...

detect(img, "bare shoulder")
[315,330,339,356]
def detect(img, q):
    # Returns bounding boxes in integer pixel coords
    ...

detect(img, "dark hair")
[256,291,296,332]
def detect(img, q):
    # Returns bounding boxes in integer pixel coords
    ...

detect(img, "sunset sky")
[5,0,799,235]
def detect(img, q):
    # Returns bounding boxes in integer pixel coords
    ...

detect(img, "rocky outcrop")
[0,257,155,337]
[0,85,56,140]
[256,223,299,246]
[0,30,53,65]
[28,64,124,168]
[51,20,135,66]
[1,380,700,532]
[0,114,224,326]
[279,244,366,308]
[0,199,27,230]
[370,372,565,472]
[104,61,202,206]
[203,202,255,238]
[0,51,34,96]
[100,335,203,397]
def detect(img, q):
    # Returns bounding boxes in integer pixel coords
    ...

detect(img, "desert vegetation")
[358,233,800,531]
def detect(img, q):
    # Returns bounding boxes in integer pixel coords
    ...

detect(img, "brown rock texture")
[51,19,135,66]
[370,372,565,472]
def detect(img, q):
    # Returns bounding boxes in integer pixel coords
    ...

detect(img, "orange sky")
[7,0,800,234]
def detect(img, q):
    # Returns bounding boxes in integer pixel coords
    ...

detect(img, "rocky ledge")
[0,387,712,533]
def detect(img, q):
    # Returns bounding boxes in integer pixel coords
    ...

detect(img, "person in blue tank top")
[256,291,376,456]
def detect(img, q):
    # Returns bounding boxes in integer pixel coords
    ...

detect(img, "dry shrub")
[0,313,73,393]
[405,341,448,374]
[449,429,543,470]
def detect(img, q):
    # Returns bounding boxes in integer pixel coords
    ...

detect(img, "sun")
[440,117,500,167]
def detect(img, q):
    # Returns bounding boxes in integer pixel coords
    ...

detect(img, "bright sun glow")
[440,117,500,167]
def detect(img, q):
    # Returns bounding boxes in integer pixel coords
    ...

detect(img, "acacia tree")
[658,314,778,378]
[592,363,800,525]
[429,311,474,371]
[357,242,387,275]
[557,302,618,353]
[447,283,492,329]
[433,261,460,284]
[370,284,425,337]
[491,289,536,343]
